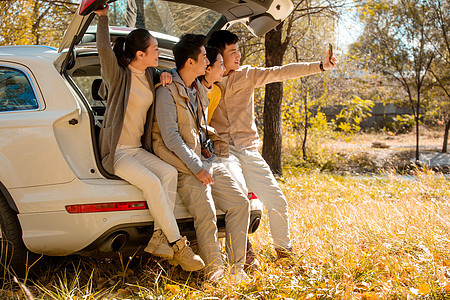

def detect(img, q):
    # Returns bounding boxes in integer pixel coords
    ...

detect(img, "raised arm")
[249,49,338,88]
[94,4,121,84]
[250,62,321,88]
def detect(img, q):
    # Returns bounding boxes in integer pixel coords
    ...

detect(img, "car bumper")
[18,200,263,256]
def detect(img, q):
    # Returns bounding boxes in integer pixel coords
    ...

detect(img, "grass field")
[2,169,449,299]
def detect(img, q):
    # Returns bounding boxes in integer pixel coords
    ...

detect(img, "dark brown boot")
[244,239,257,272]
[275,247,295,260]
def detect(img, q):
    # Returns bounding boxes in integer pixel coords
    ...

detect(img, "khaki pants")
[222,146,291,250]
[177,156,250,273]
[114,145,181,242]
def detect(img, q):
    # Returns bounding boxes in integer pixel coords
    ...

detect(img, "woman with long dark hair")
[94,4,204,271]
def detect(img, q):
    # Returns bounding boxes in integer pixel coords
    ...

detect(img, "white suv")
[0,0,293,276]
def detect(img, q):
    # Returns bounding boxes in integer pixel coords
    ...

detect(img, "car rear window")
[0,67,39,112]
[91,1,222,37]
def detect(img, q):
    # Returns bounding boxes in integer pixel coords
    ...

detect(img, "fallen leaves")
[418,283,430,295]
[165,284,181,294]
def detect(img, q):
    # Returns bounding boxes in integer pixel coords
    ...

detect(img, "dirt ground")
[321,126,449,173]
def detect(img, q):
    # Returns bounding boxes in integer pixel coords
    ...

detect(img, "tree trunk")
[153,0,182,36]
[262,23,285,177]
[302,90,308,160]
[443,118,450,153]
[126,0,145,29]
[415,93,420,162]
[32,1,41,45]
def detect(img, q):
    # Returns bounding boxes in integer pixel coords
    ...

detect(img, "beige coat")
[210,63,321,150]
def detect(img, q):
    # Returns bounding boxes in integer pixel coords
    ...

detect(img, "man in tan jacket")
[207,30,337,260]
[152,34,250,282]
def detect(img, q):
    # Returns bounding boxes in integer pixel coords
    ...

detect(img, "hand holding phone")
[328,43,334,65]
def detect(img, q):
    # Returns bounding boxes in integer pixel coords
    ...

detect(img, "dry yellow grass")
[2,170,449,299]
[268,170,450,299]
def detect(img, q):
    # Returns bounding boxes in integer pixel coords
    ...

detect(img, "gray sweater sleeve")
[155,86,204,175]
[97,15,121,84]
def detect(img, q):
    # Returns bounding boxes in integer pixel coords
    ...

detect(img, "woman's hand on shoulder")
[160,71,173,86]
[94,3,108,16]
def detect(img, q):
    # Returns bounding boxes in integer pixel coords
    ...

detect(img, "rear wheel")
[0,193,28,278]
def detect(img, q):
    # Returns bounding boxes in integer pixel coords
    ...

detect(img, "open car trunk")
[56,0,293,72]
[53,0,294,179]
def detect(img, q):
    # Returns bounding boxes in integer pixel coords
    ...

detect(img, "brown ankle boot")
[244,239,257,271]
[169,237,205,271]
[275,247,295,260]
[144,229,174,259]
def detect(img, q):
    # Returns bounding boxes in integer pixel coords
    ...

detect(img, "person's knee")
[161,164,178,182]
[267,199,289,216]
[222,193,250,214]
[134,171,160,190]
[262,194,288,212]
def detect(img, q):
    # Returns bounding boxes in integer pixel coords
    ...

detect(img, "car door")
[0,59,76,189]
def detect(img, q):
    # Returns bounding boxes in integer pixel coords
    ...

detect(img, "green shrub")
[384,114,418,134]
[333,96,375,134]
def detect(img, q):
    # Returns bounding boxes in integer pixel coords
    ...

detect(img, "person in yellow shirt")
[201,47,258,271]
[199,47,225,122]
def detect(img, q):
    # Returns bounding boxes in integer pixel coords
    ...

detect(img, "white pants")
[114,145,180,242]
[221,145,291,250]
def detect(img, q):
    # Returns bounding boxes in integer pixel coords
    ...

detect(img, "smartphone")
[329,43,334,65]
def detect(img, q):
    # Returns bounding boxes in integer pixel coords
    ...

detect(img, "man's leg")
[221,151,257,269]
[221,150,248,194]
[231,146,292,251]
[209,158,250,272]
[177,173,224,275]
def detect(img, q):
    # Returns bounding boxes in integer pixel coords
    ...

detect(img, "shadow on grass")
[2,252,206,299]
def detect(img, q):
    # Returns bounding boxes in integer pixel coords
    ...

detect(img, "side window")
[0,67,39,112]
[71,75,103,107]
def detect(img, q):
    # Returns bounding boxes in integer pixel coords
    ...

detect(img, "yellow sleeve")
[207,84,222,123]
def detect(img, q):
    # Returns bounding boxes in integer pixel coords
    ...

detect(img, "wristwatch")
[319,61,325,72]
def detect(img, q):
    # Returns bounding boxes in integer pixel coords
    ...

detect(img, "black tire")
[0,192,28,278]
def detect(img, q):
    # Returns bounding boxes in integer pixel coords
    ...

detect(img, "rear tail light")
[248,192,259,200]
[66,201,148,213]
